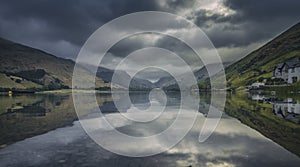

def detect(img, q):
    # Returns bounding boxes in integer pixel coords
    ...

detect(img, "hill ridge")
[0,37,106,90]
[225,22,300,89]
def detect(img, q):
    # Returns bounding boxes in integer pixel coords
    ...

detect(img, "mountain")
[225,22,300,90]
[155,67,209,90]
[0,37,106,91]
[97,67,155,90]
[155,75,178,89]
[157,63,230,90]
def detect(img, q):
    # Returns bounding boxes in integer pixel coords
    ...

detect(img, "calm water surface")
[0,92,299,167]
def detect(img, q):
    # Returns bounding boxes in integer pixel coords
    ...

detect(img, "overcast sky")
[0,0,300,79]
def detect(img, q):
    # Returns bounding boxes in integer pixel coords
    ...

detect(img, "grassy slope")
[0,37,105,90]
[0,72,42,89]
[226,22,300,89]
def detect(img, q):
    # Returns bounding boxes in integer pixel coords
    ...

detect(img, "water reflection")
[0,93,112,146]
[227,92,300,157]
[272,98,300,123]
[0,94,77,145]
[247,93,300,123]
[0,92,299,166]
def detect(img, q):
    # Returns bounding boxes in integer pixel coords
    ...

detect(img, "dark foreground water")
[0,92,299,167]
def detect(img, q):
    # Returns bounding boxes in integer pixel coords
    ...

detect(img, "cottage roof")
[285,61,300,68]
[275,60,300,70]
[275,63,284,69]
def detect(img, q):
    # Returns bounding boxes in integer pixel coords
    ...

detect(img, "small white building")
[273,60,300,84]
[250,82,265,88]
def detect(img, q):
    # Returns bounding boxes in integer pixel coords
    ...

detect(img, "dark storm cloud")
[103,33,202,71]
[107,35,148,58]
[0,0,160,58]
[0,0,300,62]
[0,0,160,44]
[190,0,300,48]
[223,0,300,21]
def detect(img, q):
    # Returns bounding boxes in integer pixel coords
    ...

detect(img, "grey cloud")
[192,9,237,27]
[223,0,300,22]
[0,0,300,65]
[0,0,160,59]
[107,35,148,58]
[101,33,202,72]
[161,0,196,12]
[186,0,300,48]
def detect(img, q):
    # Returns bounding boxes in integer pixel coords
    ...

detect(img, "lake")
[0,91,300,167]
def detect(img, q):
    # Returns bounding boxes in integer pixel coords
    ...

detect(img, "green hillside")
[0,72,42,90]
[0,37,106,91]
[226,22,300,90]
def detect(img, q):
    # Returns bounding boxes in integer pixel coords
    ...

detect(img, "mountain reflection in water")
[0,92,299,167]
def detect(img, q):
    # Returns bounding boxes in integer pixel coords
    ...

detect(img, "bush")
[15,79,22,83]
[15,69,46,79]
[258,77,264,82]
